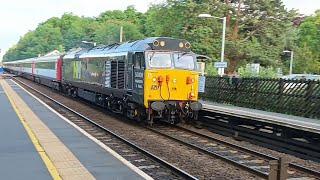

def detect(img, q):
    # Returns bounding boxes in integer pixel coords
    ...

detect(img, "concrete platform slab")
[4,79,150,180]
[0,83,51,180]
[202,100,320,135]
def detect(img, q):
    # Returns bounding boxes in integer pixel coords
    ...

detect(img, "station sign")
[214,62,228,68]
[198,76,206,93]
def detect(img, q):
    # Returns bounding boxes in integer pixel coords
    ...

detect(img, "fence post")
[278,157,288,180]
[268,160,278,180]
[254,78,259,108]
[232,76,239,104]
[305,81,314,100]
[278,79,284,110]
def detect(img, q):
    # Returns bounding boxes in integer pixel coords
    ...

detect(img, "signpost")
[214,62,228,72]
[198,76,206,93]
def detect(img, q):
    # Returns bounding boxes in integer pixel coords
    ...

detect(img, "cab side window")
[134,52,145,69]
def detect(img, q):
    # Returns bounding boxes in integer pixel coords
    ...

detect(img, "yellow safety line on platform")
[1,80,62,180]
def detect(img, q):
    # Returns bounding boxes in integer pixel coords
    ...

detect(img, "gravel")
[180,123,320,171]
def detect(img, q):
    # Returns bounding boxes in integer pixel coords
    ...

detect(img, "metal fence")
[200,76,320,119]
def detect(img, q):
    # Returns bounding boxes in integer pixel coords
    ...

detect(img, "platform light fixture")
[283,50,294,75]
[198,14,227,77]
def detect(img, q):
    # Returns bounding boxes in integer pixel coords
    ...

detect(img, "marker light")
[166,75,170,83]
[189,92,195,99]
[158,76,164,85]
[186,76,194,84]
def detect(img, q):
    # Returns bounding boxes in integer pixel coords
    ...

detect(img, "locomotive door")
[133,52,144,92]
[127,53,133,90]
[128,52,145,104]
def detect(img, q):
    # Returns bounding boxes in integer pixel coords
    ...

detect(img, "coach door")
[32,62,35,76]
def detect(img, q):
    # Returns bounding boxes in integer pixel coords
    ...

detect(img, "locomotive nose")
[144,69,199,104]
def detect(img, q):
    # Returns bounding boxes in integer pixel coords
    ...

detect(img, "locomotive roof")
[3,57,36,64]
[78,37,192,59]
[3,51,62,64]
[5,37,193,63]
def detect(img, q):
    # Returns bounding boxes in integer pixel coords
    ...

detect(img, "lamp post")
[283,50,294,75]
[198,14,227,76]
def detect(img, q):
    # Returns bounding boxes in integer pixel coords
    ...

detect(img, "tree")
[94,20,144,45]
[98,6,146,33]
[144,0,296,74]
[3,23,63,61]
[2,0,310,76]
[220,0,297,73]
[278,10,320,75]
[58,13,98,50]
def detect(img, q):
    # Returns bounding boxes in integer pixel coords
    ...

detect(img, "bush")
[205,63,219,76]
[238,66,278,78]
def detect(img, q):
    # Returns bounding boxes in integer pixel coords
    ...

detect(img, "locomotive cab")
[137,38,202,125]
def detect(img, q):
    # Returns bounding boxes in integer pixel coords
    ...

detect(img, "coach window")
[134,52,145,69]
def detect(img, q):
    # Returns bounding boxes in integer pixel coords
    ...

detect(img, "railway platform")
[201,100,320,135]
[0,78,150,180]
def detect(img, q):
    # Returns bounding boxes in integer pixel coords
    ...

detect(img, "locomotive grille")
[118,61,125,89]
[111,61,117,88]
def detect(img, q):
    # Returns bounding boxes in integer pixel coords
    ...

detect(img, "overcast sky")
[0,0,319,60]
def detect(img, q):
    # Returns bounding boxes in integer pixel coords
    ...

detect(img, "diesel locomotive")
[4,37,203,125]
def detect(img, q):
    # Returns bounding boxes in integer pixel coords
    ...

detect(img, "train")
[4,37,203,125]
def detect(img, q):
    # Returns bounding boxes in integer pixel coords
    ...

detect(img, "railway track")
[148,125,320,179]
[13,78,197,180]
[199,111,320,162]
[13,77,320,179]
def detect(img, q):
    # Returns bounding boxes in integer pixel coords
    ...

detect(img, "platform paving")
[1,79,149,180]
[0,83,51,180]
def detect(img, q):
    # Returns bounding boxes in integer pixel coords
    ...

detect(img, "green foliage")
[3,6,144,61]
[238,66,278,78]
[94,20,144,45]
[142,0,296,74]
[292,11,320,74]
[4,23,64,61]
[205,63,219,76]
[293,47,320,74]
[2,1,320,77]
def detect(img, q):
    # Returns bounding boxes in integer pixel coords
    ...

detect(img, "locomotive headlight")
[173,78,177,84]
[160,41,166,47]
[179,42,184,48]
[153,40,159,47]
[152,77,157,82]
